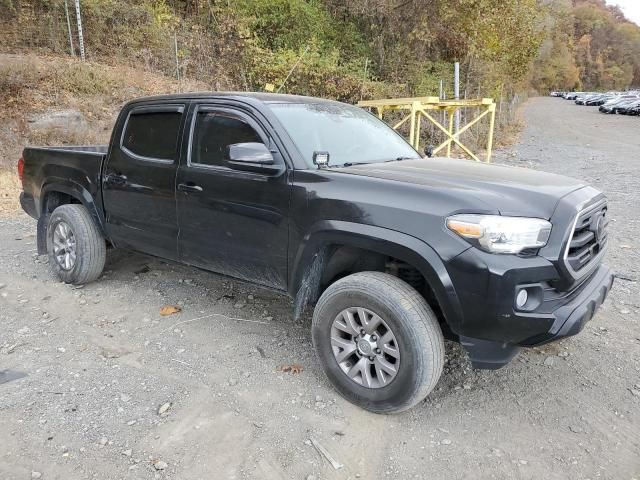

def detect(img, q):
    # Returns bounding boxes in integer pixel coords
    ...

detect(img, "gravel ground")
[1,97,639,480]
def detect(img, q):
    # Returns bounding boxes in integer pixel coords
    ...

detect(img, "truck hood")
[333,157,586,218]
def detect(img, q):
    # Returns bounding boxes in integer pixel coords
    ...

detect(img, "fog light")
[516,289,528,309]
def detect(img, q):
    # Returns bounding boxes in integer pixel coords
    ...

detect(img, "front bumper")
[519,264,613,346]
[446,247,614,369]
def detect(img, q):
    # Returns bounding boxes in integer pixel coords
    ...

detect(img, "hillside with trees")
[2,0,639,101]
[0,0,638,211]
[532,0,640,91]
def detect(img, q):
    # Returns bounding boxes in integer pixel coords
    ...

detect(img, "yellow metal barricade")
[357,97,496,163]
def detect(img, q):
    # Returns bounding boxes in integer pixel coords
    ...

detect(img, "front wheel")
[46,204,106,285]
[312,272,444,413]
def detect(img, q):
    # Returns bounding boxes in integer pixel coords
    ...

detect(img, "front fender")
[290,220,465,330]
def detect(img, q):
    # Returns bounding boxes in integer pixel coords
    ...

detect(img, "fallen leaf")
[278,363,303,374]
[160,305,182,316]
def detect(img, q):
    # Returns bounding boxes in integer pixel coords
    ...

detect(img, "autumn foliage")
[531,0,640,91]
[1,0,638,101]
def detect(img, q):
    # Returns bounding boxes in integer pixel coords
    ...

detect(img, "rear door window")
[122,107,183,161]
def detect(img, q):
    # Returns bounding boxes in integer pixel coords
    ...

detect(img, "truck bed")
[20,145,108,220]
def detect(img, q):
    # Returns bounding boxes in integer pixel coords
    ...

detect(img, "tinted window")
[192,112,263,167]
[122,111,182,160]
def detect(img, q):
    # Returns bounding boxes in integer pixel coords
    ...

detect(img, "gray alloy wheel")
[47,204,106,285]
[52,220,77,270]
[330,306,400,388]
[312,271,445,414]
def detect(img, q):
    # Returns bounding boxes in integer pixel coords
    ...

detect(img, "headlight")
[446,214,552,254]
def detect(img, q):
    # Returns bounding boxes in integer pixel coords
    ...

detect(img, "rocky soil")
[1,97,639,479]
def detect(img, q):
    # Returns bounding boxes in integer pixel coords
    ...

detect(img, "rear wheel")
[46,204,106,285]
[312,272,444,413]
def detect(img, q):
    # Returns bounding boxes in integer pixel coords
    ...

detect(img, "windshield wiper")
[385,156,419,162]
[330,157,419,168]
[330,161,371,168]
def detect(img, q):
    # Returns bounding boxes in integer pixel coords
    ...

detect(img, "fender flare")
[290,220,464,330]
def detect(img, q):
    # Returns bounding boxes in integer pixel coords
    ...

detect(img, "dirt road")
[1,97,639,480]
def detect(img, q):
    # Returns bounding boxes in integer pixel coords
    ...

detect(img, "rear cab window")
[121,105,184,162]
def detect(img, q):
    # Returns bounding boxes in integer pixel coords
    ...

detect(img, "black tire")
[312,272,444,413]
[46,204,106,285]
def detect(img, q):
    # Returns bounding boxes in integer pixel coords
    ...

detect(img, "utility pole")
[439,79,445,138]
[174,33,180,80]
[454,62,460,137]
[74,0,85,61]
[64,0,75,56]
[360,58,368,100]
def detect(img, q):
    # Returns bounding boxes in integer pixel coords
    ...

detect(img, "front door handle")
[177,182,203,193]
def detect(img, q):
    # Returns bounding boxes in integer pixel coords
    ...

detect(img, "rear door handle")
[177,182,203,193]
[104,173,127,186]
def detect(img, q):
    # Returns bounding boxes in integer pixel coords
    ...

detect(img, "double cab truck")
[18,93,614,413]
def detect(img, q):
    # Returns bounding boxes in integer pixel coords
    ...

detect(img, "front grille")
[564,200,608,275]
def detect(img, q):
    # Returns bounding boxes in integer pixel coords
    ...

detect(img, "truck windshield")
[269,102,420,167]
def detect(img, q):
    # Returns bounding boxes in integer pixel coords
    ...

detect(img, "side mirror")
[225,142,281,174]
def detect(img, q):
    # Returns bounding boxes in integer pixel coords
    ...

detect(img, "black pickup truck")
[18,93,614,413]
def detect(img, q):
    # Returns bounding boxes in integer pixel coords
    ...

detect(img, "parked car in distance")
[18,92,614,413]
[586,93,617,106]
[575,92,600,105]
[600,96,640,114]
[553,89,640,117]
[564,92,582,100]
[618,99,640,115]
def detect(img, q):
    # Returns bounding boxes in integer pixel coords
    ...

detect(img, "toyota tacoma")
[18,93,614,413]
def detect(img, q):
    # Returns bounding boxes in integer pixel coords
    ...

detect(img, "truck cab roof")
[125,91,343,107]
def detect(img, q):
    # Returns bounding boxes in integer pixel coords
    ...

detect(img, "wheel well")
[43,191,82,213]
[316,245,447,329]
